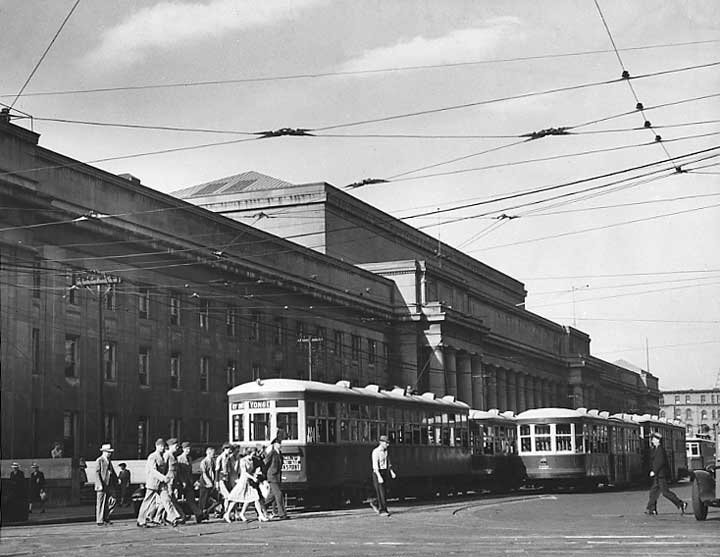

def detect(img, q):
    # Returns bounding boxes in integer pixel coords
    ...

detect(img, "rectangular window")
[226,359,236,388]
[137,416,149,459]
[519,424,532,453]
[351,334,361,361]
[368,339,377,364]
[67,272,78,305]
[250,413,270,441]
[686,395,691,404]
[200,357,210,392]
[169,418,183,440]
[200,420,210,444]
[556,423,572,452]
[169,293,180,325]
[31,328,40,374]
[333,331,343,358]
[225,306,236,336]
[104,341,117,382]
[273,317,284,345]
[700,395,706,404]
[138,287,150,319]
[138,346,150,386]
[32,259,41,298]
[63,410,77,456]
[199,299,210,330]
[674,395,680,404]
[277,412,299,441]
[64,335,79,377]
[170,353,180,389]
[105,285,116,311]
[103,413,117,446]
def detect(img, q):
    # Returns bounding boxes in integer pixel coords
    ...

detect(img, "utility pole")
[297,336,323,381]
[75,272,121,444]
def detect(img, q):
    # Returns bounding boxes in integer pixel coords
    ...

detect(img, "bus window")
[250,413,270,442]
[534,424,551,452]
[556,423,572,452]
[277,412,298,441]
[231,414,244,443]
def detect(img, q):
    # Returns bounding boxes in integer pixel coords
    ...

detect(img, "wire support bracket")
[521,126,572,140]
[255,127,314,138]
[345,178,389,189]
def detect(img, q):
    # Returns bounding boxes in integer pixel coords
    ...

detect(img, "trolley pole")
[297,336,323,381]
[75,272,121,444]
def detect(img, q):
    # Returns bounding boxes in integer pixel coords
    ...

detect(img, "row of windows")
[671,394,720,404]
[518,423,615,454]
[469,423,517,456]
[665,408,718,421]
[62,335,252,392]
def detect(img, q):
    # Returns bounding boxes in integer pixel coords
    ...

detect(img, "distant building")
[660,388,720,436]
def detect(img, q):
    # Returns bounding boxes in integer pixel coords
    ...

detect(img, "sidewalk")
[1,504,136,527]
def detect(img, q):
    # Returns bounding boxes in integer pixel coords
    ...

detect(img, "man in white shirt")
[370,435,396,516]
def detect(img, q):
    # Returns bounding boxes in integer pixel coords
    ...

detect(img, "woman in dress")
[224,447,268,523]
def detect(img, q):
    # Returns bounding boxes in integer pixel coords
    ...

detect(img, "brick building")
[660,388,720,436]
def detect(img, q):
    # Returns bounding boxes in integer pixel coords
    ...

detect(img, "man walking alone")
[370,435,396,517]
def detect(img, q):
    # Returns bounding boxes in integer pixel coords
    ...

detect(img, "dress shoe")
[680,501,688,515]
[644,509,657,515]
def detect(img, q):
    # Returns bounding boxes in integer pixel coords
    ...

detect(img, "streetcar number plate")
[282,455,301,472]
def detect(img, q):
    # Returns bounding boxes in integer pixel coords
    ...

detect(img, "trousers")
[263,481,286,518]
[95,490,116,524]
[646,476,682,510]
[372,469,390,513]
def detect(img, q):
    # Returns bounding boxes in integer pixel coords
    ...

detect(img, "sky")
[2,0,719,390]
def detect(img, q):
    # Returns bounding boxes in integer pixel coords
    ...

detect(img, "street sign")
[75,274,122,286]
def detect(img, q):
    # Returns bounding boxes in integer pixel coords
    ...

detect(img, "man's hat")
[270,438,281,445]
[379,435,389,443]
[100,443,114,453]
[167,438,178,446]
[31,462,39,468]
[11,462,19,468]
[155,437,166,446]
[650,432,662,440]
[181,441,191,449]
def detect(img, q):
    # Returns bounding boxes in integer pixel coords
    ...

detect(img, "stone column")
[457,352,472,407]
[525,375,535,409]
[428,345,446,396]
[517,373,526,412]
[445,347,457,397]
[471,356,485,410]
[495,367,507,411]
[506,370,517,412]
[541,379,550,407]
[486,367,498,409]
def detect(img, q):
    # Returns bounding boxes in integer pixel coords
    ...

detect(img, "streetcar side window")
[506,426,517,455]
[575,423,584,453]
[484,425,494,455]
[327,403,337,443]
[555,423,572,452]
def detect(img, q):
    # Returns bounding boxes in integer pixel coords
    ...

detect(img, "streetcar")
[630,413,687,481]
[686,436,716,471]
[227,378,471,506]
[468,409,524,490]
[515,408,615,489]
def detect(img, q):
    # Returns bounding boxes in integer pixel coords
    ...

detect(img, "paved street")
[1,483,717,557]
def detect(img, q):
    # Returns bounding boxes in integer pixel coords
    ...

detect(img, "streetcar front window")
[231,414,244,443]
[520,424,531,453]
[556,423,572,452]
[250,413,270,441]
[534,424,551,452]
[277,412,298,441]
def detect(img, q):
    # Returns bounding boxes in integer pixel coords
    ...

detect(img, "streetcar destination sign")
[248,400,271,409]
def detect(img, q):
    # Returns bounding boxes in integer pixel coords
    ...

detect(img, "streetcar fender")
[692,469,716,503]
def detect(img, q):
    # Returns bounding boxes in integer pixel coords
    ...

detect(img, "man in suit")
[94,443,117,526]
[177,441,203,523]
[263,438,289,520]
[645,432,687,515]
[137,438,181,527]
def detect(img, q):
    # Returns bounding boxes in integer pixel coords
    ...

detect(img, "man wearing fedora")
[94,443,117,526]
[644,431,687,516]
[370,435,396,517]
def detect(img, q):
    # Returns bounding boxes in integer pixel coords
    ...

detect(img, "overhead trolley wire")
[3,38,719,99]
[8,0,81,108]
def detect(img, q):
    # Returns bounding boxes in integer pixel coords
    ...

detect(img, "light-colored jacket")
[94,455,116,492]
[145,451,168,491]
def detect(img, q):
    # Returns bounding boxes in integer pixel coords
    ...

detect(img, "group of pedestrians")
[5,462,47,521]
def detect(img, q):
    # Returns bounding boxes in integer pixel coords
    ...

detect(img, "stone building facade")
[1,116,659,460]
[660,388,720,436]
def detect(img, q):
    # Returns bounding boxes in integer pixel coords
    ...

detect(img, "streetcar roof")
[469,409,516,422]
[227,379,470,409]
[515,407,605,420]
